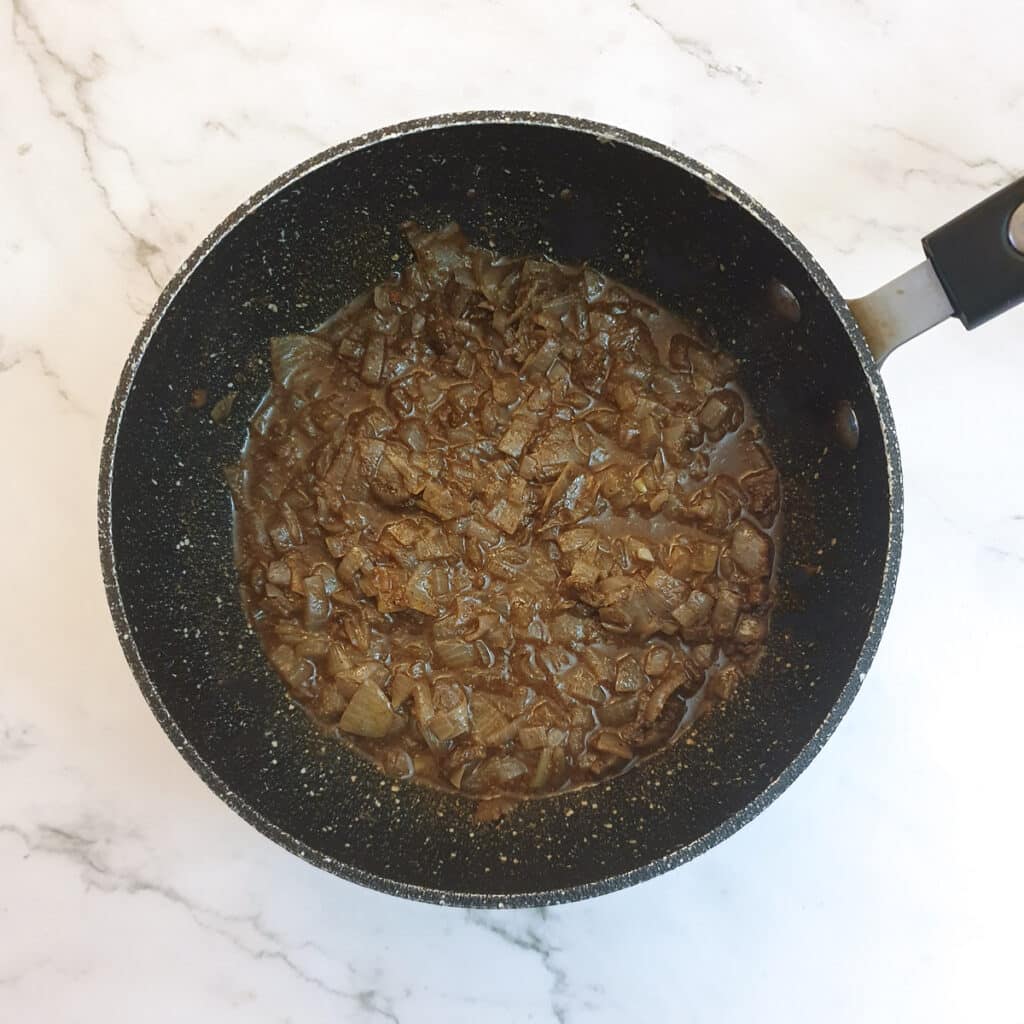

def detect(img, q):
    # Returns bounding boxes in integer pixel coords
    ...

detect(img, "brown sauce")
[231,223,781,807]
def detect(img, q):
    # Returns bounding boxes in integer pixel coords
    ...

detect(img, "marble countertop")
[3,1,1023,1020]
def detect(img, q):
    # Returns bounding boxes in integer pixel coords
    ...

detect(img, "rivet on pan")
[1009,202,1024,254]
[768,279,801,323]
[835,401,860,450]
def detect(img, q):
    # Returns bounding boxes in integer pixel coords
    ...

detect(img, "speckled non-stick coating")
[98,112,901,908]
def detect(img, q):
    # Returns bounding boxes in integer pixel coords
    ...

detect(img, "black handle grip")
[922,177,1024,330]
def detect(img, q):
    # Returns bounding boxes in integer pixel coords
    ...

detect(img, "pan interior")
[103,118,896,905]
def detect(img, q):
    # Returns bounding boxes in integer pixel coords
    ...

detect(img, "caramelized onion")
[234,221,780,807]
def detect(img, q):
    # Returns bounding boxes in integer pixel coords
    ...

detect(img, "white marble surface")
[3,1,1024,1020]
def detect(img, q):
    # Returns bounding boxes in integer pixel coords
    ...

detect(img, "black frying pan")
[98,113,1024,907]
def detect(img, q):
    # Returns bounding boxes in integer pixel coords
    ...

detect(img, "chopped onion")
[429,704,470,741]
[581,647,615,684]
[268,644,312,692]
[419,480,462,520]
[405,565,440,616]
[593,731,633,760]
[531,748,554,790]
[672,590,715,629]
[643,660,703,723]
[470,692,515,747]
[561,665,606,704]
[337,546,370,582]
[487,498,526,536]
[497,411,538,457]
[614,655,646,693]
[371,566,409,614]
[381,749,414,779]
[711,588,743,638]
[466,756,527,792]
[266,560,290,586]
[643,646,672,677]
[557,527,597,553]
[338,682,395,738]
[521,339,561,380]
[710,664,744,700]
[434,639,477,669]
[390,670,416,708]
[730,521,773,577]
[411,681,435,727]
[302,575,330,628]
[597,696,639,726]
[734,614,768,646]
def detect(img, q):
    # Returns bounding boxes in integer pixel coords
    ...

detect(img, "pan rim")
[97,110,903,908]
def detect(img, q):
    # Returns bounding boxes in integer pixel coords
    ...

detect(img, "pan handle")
[849,176,1024,365]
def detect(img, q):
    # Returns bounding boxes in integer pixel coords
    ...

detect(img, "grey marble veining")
[2,0,1023,1020]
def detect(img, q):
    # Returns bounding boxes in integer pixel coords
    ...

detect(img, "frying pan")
[98,113,1024,907]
